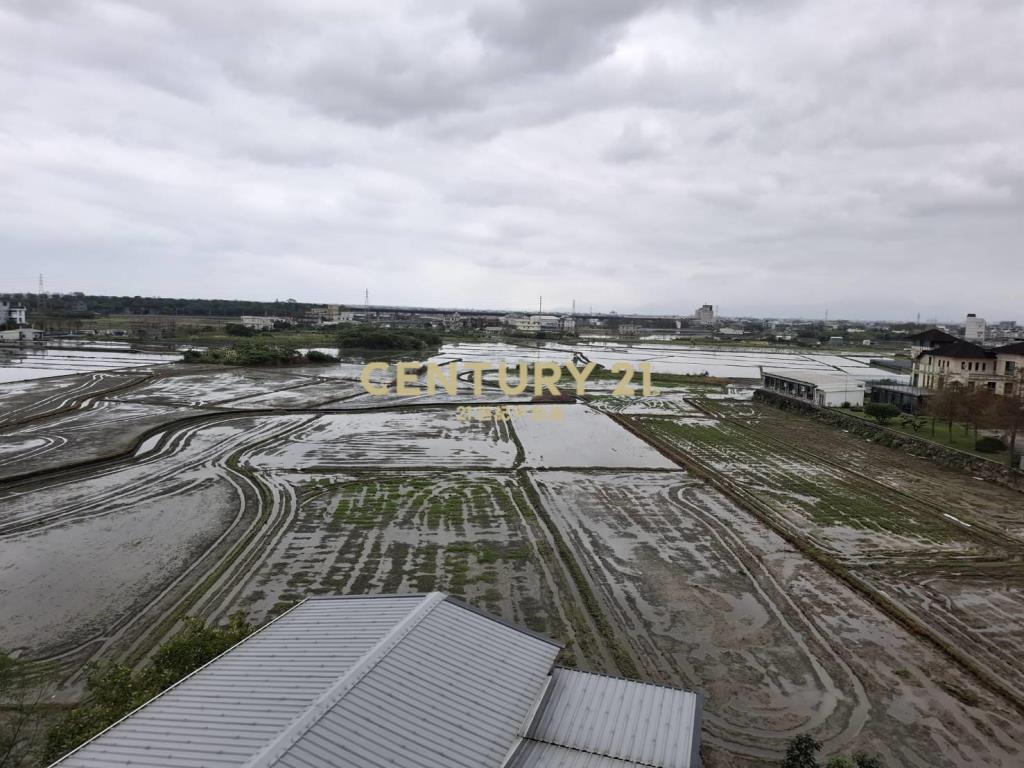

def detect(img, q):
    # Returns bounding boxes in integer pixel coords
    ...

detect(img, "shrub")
[865,402,900,424]
[335,325,441,350]
[305,349,338,363]
[225,323,255,337]
[782,735,821,768]
[975,436,1007,453]
[45,615,253,761]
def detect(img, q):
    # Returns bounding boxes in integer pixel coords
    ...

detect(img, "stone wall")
[754,389,1024,492]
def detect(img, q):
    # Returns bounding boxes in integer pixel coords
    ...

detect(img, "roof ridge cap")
[241,591,447,768]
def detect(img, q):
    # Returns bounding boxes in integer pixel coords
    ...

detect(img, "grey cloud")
[1,0,1022,319]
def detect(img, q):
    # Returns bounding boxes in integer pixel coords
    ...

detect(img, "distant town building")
[240,315,292,330]
[694,304,716,326]
[0,328,42,342]
[307,305,356,325]
[0,300,27,326]
[964,313,986,343]
[502,314,565,333]
[761,369,865,407]
[51,593,702,768]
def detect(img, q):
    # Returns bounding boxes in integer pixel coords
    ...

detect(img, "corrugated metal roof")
[274,599,560,768]
[54,595,428,768]
[51,597,700,768]
[517,668,701,768]
[52,593,562,768]
[507,741,651,768]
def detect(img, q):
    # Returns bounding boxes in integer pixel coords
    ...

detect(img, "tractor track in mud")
[607,409,1024,717]
[689,397,1023,551]
[2,389,634,685]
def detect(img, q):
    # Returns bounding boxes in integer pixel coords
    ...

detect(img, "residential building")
[964,313,986,343]
[996,342,1024,397]
[912,340,998,391]
[761,369,865,407]
[50,593,702,768]
[0,300,27,326]
[908,328,959,359]
[694,304,716,326]
[240,315,292,331]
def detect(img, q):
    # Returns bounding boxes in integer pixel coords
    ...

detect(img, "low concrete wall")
[754,389,1024,492]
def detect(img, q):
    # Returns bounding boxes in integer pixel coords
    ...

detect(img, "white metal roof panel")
[54,595,428,768]
[507,740,651,768]
[522,668,701,768]
[273,598,561,768]
[52,594,562,768]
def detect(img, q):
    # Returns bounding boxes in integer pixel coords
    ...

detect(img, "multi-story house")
[997,342,1024,397]
[913,338,1024,396]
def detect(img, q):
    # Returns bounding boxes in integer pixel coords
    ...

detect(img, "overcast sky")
[2,0,1022,320]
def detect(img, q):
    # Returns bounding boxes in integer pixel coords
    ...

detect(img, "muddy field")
[531,470,1024,767]
[1,356,1022,766]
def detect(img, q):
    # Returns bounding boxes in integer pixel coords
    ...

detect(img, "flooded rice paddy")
[0,347,1020,765]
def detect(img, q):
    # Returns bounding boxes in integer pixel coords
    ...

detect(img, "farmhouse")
[761,369,865,407]
[0,327,42,342]
[51,593,703,768]
[0,300,27,325]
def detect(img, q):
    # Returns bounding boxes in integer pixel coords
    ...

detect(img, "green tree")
[0,653,43,768]
[923,387,962,442]
[782,735,821,768]
[864,402,900,425]
[853,754,884,768]
[987,394,1024,467]
[45,615,252,762]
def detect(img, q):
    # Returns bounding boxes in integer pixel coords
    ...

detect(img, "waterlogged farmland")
[1,344,1021,766]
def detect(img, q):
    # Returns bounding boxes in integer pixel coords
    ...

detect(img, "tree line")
[864,388,1022,466]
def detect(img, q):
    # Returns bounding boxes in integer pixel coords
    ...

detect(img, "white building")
[761,369,865,407]
[694,304,716,326]
[307,305,356,325]
[0,328,42,342]
[965,313,986,343]
[240,315,292,330]
[504,314,563,333]
[0,301,27,326]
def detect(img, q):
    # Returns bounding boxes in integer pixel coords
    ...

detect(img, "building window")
[1007,383,1015,396]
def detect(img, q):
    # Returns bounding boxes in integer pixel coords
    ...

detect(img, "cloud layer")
[2,0,1022,320]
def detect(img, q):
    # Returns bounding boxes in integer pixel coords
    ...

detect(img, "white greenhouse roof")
[52,593,702,768]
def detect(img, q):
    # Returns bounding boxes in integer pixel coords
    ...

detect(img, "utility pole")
[538,296,542,316]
